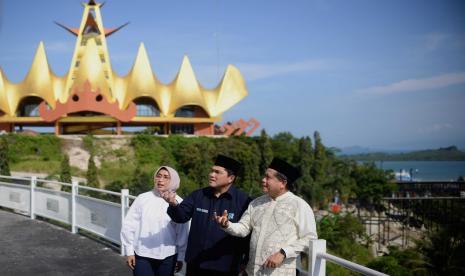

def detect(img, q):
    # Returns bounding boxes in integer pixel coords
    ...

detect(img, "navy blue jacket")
[167,185,251,273]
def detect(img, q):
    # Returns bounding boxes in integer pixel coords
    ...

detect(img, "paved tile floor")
[0,209,130,276]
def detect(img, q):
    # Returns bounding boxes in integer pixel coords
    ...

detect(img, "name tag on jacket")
[196,208,208,213]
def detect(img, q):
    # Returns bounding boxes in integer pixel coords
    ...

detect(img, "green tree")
[271,132,297,161]
[0,137,11,176]
[178,139,215,189]
[416,226,465,276]
[322,159,357,204]
[82,134,94,152]
[257,129,273,175]
[128,165,152,196]
[351,162,395,206]
[86,154,99,188]
[318,214,372,275]
[367,256,412,276]
[294,136,314,202]
[60,154,72,183]
[381,246,427,275]
[306,131,330,207]
[311,131,327,181]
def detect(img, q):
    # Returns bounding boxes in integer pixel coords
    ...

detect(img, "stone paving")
[0,209,130,276]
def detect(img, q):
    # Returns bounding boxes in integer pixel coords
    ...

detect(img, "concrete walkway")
[0,209,130,276]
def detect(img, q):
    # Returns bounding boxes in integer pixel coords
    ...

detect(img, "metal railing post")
[30,176,37,219]
[71,180,78,234]
[120,189,129,256]
[309,239,326,276]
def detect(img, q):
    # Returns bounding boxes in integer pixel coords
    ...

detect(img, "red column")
[55,122,61,135]
[116,121,122,135]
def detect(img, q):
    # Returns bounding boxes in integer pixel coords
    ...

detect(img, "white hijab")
[153,166,180,192]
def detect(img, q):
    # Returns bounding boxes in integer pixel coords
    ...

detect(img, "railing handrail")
[0,175,31,181]
[318,252,388,276]
[77,184,122,196]
[1,175,123,195]
[36,178,73,187]
[1,174,388,276]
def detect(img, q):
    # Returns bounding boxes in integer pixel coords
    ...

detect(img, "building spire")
[63,0,117,100]
[56,1,128,38]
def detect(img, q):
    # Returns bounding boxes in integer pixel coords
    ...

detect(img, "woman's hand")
[161,191,178,206]
[126,255,136,270]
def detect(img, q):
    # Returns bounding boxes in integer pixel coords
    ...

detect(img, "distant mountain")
[337,146,405,156]
[337,146,373,155]
[340,146,465,161]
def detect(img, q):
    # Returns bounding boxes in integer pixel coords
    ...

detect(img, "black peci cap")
[268,158,301,184]
[214,154,242,175]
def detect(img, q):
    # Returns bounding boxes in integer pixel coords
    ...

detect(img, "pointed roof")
[82,11,101,35]
[0,1,247,121]
[168,55,205,114]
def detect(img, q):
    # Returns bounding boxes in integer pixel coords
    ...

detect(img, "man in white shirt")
[215,158,318,276]
[121,166,189,276]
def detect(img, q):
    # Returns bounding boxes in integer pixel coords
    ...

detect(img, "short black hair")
[273,170,295,192]
[225,168,239,184]
[225,168,235,177]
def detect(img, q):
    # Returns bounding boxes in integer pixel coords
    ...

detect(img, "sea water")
[371,161,465,181]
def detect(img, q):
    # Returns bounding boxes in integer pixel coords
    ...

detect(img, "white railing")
[305,240,389,276]
[0,175,136,256]
[0,175,387,275]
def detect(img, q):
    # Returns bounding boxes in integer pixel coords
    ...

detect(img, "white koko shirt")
[224,191,318,276]
[121,190,189,261]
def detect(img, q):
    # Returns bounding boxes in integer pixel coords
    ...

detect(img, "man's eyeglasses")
[155,175,170,180]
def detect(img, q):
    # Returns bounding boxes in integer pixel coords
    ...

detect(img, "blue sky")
[1,0,464,150]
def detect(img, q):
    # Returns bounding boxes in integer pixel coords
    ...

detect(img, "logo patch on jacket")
[196,208,208,213]
[228,213,235,220]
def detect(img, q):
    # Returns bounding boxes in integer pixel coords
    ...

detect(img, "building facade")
[0,0,247,135]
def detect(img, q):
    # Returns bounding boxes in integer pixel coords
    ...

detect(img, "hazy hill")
[341,146,465,161]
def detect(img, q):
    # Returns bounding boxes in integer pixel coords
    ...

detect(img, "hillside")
[342,146,465,161]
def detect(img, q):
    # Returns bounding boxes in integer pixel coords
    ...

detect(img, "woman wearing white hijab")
[121,166,189,276]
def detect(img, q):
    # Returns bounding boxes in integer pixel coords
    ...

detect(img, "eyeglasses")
[155,174,170,180]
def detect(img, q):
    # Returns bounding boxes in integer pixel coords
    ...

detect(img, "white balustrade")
[0,174,388,275]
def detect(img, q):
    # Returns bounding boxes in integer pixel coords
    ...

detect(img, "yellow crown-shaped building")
[0,0,247,135]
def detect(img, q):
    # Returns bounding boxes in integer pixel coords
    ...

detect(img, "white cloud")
[356,72,465,96]
[236,59,331,81]
[417,123,454,134]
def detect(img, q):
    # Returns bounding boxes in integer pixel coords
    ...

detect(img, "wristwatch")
[279,248,287,259]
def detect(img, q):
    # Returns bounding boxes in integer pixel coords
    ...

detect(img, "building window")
[24,104,40,117]
[174,105,208,118]
[134,97,160,117]
[174,106,195,117]
[171,124,194,134]
[16,97,43,117]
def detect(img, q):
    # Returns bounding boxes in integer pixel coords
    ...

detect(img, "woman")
[121,166,189,276]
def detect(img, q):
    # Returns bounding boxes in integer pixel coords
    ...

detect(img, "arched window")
[16,96,44,117]
[174,105,208,118]
[134,97,160,117]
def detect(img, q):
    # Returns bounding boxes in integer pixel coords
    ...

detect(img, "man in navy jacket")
[162,154,251,276]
